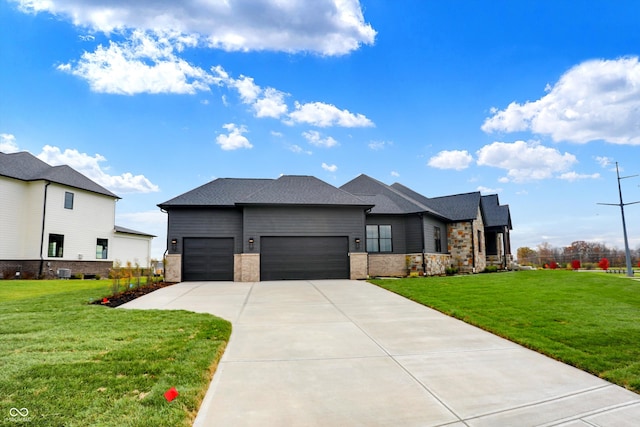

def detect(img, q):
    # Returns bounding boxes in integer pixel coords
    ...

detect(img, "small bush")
[483,265,499,273]
[445,266,458,276]
[571,260,581,270]
[599,258,610,270]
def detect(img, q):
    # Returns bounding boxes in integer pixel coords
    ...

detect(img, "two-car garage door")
[260,236,349,281]
[182,236,350,281]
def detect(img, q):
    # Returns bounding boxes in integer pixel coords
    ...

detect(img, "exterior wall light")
[355,237,361,249]
[248,237,255,250]
[171,238,178,251]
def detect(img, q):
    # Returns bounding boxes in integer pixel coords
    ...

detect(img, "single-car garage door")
[260,236,349,281]
[183,237,234,281]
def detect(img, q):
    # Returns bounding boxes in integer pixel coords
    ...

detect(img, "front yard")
[370,270,640,393]
[0,280,231,426]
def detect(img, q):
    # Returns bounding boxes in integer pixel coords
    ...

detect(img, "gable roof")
[159,178,273,207]
[391,182,482,221]
[0,151,119,198]
[114,225,156,238]
[481,194,512,229]
[341,174,445,217]
[159,175,372,208]
[239,175,371,206]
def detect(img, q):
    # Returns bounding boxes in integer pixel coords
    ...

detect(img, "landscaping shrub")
[445,266,458,276]
[483,265,499,273]
[571,260,581,270]
[599,257,610,270]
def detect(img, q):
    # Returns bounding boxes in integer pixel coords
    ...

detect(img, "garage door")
[183,238,234,281]
[260,236,349,281]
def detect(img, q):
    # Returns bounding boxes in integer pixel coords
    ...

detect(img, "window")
[96,239,108,259]
[366,224,392,252]
[477,230,482,253]
[48,234,64,257]
[64,192,74,209]
[434,226,442,252]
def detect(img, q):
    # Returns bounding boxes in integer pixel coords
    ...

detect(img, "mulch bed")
[93,282,175,308]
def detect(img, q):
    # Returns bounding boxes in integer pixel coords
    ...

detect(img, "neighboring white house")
[0,151,154,279]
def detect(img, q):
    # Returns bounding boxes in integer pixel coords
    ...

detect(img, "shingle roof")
[159,176,371,208]
[391,182,481,221]
[239,175,371,206]
[341,174,445,216]
[0,151,119,198]
[158,178,273,207]
[114,225,156,237]
[481,194,512,229]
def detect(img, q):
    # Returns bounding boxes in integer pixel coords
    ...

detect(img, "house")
[158,174,512,282]
[0,151,155,279]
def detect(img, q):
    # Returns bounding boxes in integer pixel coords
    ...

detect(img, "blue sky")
[2,0,639,260]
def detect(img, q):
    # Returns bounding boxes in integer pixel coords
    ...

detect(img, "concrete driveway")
[121,280,640,426]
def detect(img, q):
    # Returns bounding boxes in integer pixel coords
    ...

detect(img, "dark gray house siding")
[243,206,366,253]
[167,208,243,254]
[365,215,408,254]
[422,216,449,254]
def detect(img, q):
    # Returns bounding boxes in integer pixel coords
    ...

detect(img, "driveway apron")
[121,280,640,426]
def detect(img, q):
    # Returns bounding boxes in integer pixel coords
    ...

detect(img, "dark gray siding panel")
[405,215,423,253]
[243,206,366,253]
[167,208,243,254]
[261,236,349,280]
[423,216,449,253]
[365,215,407,254]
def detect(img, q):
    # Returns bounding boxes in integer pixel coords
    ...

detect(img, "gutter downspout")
[418,213,426,275]
[38,181,51,278]
[160,208,169,277]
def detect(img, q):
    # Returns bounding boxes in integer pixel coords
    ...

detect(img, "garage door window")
[366,225,392,252]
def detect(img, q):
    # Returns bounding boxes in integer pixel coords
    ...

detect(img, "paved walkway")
[121,280,640,426]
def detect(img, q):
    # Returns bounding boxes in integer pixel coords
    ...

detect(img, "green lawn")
[370,270,640,393]
[0,280,231,426]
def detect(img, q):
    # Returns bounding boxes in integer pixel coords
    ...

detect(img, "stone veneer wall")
[367,254,407,277]
[424,253,452,276]
[165,254,182,283]
[447,208,487,273]
[0,260,112,279]
[349,252,368,280]
[234,253,260,282]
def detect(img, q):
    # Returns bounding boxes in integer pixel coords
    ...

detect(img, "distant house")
[0,151,154,279]
[158,174,512,282]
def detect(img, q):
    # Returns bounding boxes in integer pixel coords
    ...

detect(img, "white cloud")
[368,140,392,150]
[477,186,502,194]
[216,123,252,150]
[321,162,338,172]
[289,144,312,155]
[427,150,473,170]
[476,140,577,182]
[302,130,338,148]
[36,145,159,193]
[390,171,400,177]
[482,57,640,145]
[595,156,614,168]
[558,171,601,181]
[12,0,376,56]
[57,31,213,95]
[0,133,19,153]
[253,87,288,119]
[288,101,374,127]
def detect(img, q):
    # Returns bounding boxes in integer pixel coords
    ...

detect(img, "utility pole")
[598,162,639,277]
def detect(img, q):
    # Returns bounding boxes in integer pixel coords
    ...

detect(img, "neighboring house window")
[477,230,482,253]
[48,234,64,257]
[96,239,108,259]
[434,226,442,252]
[64,192,74,209]
[366,225,392,252]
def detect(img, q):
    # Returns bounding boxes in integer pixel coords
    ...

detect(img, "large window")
[96,239,108,259]
[64,192,74,209]
[48,234,64,258]
[366,225,392,252]
[434,226,442,252]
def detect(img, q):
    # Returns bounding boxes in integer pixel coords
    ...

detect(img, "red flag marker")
[164,387,179,402]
